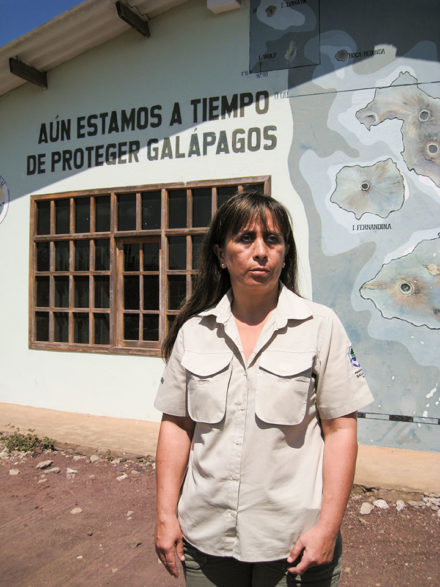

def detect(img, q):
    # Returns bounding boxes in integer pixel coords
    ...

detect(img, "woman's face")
[216,213,288,295]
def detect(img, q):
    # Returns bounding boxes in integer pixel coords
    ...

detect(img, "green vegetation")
[103,449,113,461]
[0,427,55,453]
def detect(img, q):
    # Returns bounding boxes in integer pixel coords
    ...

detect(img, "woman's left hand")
[286,523,337,574]
[287,413,358,574]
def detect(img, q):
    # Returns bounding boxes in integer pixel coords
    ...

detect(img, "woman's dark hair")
[162,191,299,359]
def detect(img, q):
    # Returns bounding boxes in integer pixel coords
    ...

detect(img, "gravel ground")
[0,444,438,586]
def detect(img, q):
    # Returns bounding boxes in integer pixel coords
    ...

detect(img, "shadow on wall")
[2,0,439,204]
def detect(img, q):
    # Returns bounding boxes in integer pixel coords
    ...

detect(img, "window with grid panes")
[30,177,270,355]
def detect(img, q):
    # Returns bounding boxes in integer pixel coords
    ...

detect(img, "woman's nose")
[253,237,268,258]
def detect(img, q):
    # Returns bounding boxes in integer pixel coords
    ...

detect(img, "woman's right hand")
[155,414,194,577]
[155,514,185,577]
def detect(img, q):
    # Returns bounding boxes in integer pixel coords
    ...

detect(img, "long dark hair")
[162,191,299,359]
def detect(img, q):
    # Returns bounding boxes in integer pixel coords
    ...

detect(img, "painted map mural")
[251,0,440,450]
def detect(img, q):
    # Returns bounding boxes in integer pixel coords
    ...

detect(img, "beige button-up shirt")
[155,285,373,562]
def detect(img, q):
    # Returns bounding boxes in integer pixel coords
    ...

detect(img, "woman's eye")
[239,233,253,243]
[266,234,281,244]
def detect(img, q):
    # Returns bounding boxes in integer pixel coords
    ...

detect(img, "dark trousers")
[182,533,342,587]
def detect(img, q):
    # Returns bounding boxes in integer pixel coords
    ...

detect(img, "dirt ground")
[0,445,438,587]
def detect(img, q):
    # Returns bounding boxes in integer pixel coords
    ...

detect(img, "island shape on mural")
[249,0,320,72]
[330,158,405,220]
[360,237,440,329]
[356,72,440,188]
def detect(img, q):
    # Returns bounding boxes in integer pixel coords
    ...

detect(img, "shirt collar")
[198,284,312,327]
[199,290,233,324]
[273,283,312,328]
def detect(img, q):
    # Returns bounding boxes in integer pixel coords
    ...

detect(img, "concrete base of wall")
[0,401,159,459]
[0,402,438,494]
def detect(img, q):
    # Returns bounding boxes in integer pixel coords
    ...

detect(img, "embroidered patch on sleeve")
[348,346,365,378]
[348,346,361,368]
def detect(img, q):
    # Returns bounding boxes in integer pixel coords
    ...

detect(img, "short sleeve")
[315,309,374,419]
[154,327,188,417]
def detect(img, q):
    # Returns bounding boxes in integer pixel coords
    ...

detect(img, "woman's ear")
[214,244,225,267]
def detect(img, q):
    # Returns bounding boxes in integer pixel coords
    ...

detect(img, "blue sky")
[0,0,85,47]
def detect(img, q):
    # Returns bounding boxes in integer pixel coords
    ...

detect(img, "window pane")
[94,314,109,344]
[168,236,186,270]
[54,312,68,342]
[143,276,159,310]
[143,242,159,270]
[124,243,139,271]
[55,241,70,271]
[168,275,186,310]
[36,277,50,307]
[124,314,139,340]
[74,313,89,343]
[124,276,139,309]
[55,276,69,307]
[75,240,90,271]
[142,315,159,341]
[167,314,175,333]
[36,312,49,341]
[74,276,89,307]
[95,239,110,270]
[94,276,109,308]
[217,185,237,208]
[192,188,211,227]
[118,193,136,231]
[142,191,161,229]
[244,182,264,193]
[192,235,204,269]
[37,201,51,235]
[96,196,110,232]
[55,199,70,234]
[75,197,90,233]
[36,242,50,271]
[168,189,186,228]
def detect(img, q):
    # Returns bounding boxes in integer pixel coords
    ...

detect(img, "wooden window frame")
[29,176,271,356]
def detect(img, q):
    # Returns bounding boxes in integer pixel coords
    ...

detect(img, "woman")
[154,192,373,586]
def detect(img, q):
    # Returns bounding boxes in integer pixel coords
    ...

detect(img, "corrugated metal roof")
[0,0,189,97]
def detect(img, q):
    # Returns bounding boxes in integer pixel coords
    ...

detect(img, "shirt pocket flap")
[182,351,232,424]
[181,351,232,377]
[259,351,314,378]
[256,351,314,426]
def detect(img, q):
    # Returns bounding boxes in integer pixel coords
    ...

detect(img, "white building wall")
[3,0,438,452]
[0,1,310,420]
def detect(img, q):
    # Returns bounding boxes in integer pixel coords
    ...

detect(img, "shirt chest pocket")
[182,351,232,424]
[256,351,315,426]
